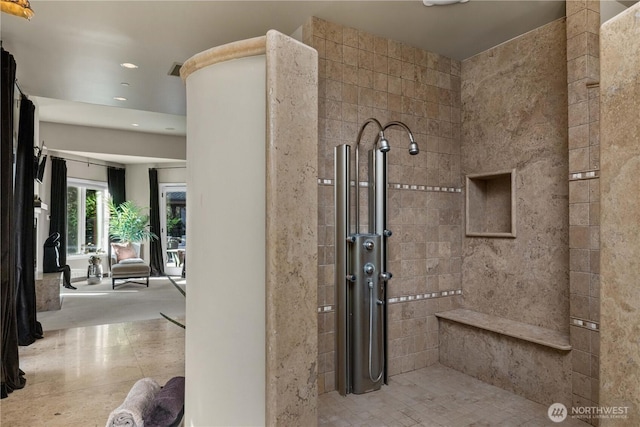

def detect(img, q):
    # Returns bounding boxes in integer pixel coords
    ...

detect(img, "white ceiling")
[0,0,610,162]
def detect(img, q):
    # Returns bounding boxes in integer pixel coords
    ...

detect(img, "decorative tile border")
[317,289,462,313]
[389,183,461,193]
[317,178,461,193]
[569,170,599,181]
[570,316,600,331]
[388,289,463,304]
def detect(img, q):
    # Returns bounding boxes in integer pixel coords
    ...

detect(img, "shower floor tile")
[319,364,590,426]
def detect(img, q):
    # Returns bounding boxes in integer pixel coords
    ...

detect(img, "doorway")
[160,184,187,276]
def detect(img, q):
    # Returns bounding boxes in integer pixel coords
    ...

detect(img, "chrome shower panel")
[335,119,418,396]
[350,233,384,394]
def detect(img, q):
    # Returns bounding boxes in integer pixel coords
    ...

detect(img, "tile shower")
[303,16,464,395]
[304,2,611,424]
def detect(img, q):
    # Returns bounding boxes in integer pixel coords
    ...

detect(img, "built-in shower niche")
[465,169,516,238]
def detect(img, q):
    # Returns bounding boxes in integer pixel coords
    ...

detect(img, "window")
[67,179,109,256]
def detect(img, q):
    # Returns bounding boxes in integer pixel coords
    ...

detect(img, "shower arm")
[382,121,419,155]
[354,118,387,234]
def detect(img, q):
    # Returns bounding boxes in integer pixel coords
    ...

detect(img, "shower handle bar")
[335,144,351,395]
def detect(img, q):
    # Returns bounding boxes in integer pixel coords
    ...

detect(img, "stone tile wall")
[450,18,572,408]
[600,3,640,426]
[566,1,601,421]
[303,17,462,394]
[460,19,570,332]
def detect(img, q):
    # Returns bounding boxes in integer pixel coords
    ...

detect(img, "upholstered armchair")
[110,242,151,289]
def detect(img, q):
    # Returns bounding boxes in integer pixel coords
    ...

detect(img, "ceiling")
[0,0,580,161]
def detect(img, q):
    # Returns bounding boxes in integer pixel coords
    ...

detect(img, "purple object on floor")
[142,376,185,427]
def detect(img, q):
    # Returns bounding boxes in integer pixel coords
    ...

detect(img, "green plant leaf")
[108,199,158,243]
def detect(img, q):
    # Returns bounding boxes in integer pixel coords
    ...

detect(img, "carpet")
[37,276,186,332]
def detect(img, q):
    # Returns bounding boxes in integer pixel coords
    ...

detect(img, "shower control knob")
[363,240,375,250]
[363,263,375,275]
[380,272,393,281]
[384,229,393,237]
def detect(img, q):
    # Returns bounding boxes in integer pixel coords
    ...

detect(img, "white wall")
[40,121,186,160]
[184,54,266,426]
[601,1,628,24]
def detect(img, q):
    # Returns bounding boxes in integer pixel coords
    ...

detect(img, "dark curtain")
[1,48,26,398]
[14,95,42,346]
[148,168,164,276]
[48,158,67,266]
[107,167,126,207]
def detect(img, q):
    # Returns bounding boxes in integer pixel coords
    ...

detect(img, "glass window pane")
[85,189,98,253]
[66,182,108,256]
[66,186,80,255]
[166,191,186,239]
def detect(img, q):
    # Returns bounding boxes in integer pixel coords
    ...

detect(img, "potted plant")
[108,200,158,265]
[108,200,158,243]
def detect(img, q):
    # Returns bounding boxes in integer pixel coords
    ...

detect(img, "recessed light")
[121,82,130,87]
[113,96,127,101]
[131,123,140,127]
[120,63,138,69]
[165,127,175,131]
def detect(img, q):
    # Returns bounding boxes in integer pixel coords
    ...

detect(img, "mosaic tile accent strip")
[317,289,462,313]
[569,170,600,181]
[388,289,462,304]
[390,183,461,193]
[570,316,600,331]
[317,178,461,193]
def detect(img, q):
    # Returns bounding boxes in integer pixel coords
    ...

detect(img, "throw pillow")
[111,242,137,262]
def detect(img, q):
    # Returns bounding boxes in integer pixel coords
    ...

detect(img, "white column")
[184,54,266,426]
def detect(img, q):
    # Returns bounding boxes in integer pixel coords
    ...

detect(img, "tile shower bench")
[435,308,572,407]
[435,308,571,350]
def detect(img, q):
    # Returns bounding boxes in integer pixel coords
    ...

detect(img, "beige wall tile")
[567,9,587,38]
[567,33,588,61]
[569,147,590,172]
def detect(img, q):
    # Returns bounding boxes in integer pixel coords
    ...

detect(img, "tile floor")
[2,318,588,426]
[0,318,185,427]
[38,276,186,331]
[319,365,590,427]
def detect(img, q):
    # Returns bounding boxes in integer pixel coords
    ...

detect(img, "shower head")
[383,121,420,155]
[378,134,390,153]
